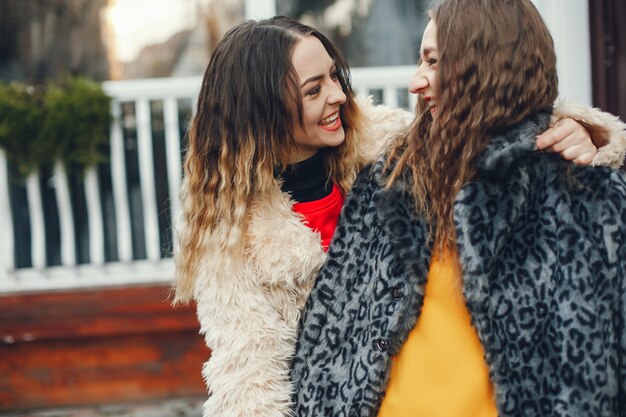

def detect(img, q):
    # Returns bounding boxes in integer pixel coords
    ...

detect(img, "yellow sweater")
[378,250,498,417]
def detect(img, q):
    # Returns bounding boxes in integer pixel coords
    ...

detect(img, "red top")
[292,184,345,251]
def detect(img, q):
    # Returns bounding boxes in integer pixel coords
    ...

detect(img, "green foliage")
[0,76,112,178]
[0,83,49,176]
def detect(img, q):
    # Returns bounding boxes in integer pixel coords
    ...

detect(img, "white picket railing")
[0,65,416,294]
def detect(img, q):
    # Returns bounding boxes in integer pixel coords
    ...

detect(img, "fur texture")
[178,97,624,417]
[291,113,626,417]
[180,96,406,417]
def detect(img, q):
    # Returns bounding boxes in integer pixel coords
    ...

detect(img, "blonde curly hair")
[174,16,366,303]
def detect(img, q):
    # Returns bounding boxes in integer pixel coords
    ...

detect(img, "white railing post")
[53,160,76,267]
[409,93,417,112]
[135,98,161,262]
[26,170,46,269]
[163,97,182,229]
[351,65,415,108]
[356,88,369,99]
[110,100,133,262]
[383,87,399,109]
[84,166,105,266]
[0,150,14,284]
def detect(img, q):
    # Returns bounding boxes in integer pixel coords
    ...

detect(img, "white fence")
[0,65,416,293]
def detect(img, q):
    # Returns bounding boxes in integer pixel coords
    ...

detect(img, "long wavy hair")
[386,0,558,250]
[174,16,364,302]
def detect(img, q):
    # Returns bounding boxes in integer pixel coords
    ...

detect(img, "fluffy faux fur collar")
[292,110,626,417]
[477,112,550,179]
[181,96,624,417]
[186,95,409,417]
[188,96,409,297]
[381,104,625,195]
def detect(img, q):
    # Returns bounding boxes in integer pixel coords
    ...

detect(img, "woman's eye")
[418,52,437,67]
[306,86,321,96]
[330,70,339,80]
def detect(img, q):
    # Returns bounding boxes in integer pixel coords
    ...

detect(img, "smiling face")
[409,19,438,114]
[290,35,347,163]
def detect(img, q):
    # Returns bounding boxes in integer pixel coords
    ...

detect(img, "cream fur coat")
[175,97,625,417]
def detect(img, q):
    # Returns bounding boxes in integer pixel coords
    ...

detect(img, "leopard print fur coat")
[291,112,626,417]
[179,97,623,417]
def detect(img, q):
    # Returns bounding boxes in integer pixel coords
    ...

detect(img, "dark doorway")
[589,0,626,121]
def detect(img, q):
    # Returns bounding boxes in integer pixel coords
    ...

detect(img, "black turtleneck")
[279,151,333,203]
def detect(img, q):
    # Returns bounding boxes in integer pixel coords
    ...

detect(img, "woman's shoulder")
[355,95,411,128]
[185,184,325,300]
[348,157,388,197]
[568,163,626,204]
[353,95,411,163]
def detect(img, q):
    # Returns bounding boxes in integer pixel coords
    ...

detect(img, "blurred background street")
[2,397,203,417]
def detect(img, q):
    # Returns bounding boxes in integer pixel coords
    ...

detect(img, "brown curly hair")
[174,16,365,303]
[386,0,558,250]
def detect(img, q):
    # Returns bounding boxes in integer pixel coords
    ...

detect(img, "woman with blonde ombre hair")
[174,16,408,417]
[291,1,626,416]
[174,13,623,417]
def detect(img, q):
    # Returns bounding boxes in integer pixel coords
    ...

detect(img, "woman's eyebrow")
[421,47,435,58]
[300,62,337,88]
[300,74,324,88]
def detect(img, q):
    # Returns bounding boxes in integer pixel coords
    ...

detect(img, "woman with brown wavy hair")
[291,1,626,416]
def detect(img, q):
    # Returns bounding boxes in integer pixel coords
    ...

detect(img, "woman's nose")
[329,82,347,104]
[409,70,428,95]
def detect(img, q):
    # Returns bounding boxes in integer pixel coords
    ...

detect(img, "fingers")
[536,118,580,150]
[553,143,597,164]
[536,118,598,165]
[550,133,597,154]
[573,151,596,166]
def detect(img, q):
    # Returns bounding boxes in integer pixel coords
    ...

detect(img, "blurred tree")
[0,0,109,83]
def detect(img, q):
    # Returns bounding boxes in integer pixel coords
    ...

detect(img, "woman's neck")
[280,151,333,202]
